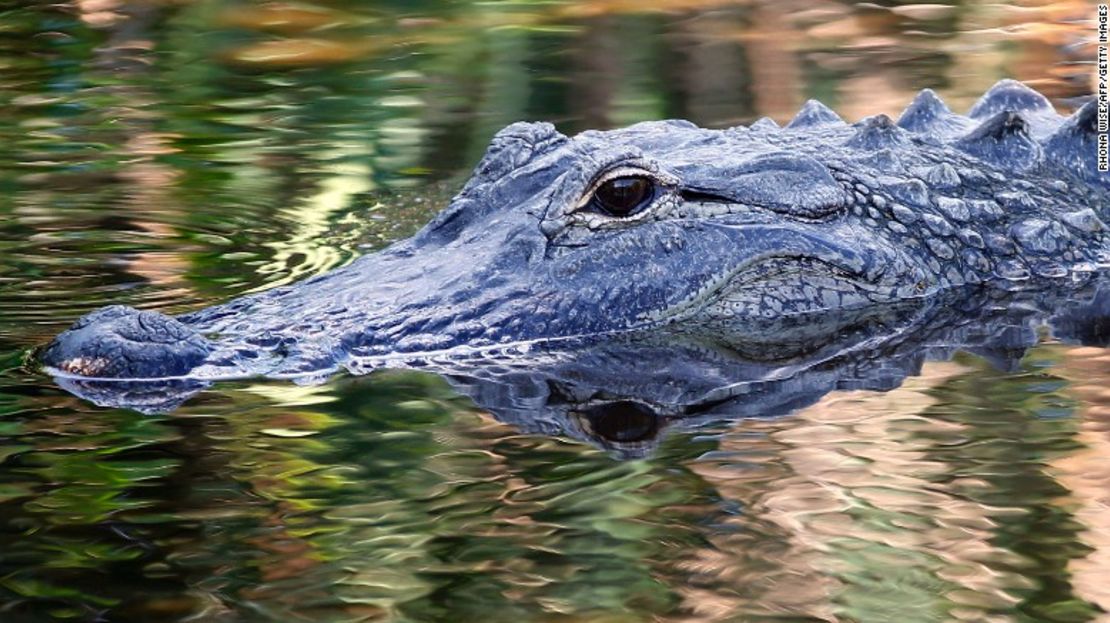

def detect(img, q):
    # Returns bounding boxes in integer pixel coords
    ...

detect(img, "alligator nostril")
[41,306,213,379]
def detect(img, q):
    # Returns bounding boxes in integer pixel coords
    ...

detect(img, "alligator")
[41,80,1109,389]
[53,281,1110,454]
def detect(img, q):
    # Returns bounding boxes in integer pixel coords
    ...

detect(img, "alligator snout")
[41,305,213,379]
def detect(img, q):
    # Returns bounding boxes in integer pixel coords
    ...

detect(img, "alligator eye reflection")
[590,176,655,217]
[581,400,660,442]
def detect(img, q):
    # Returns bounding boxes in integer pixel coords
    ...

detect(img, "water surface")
[0,1,1107,621]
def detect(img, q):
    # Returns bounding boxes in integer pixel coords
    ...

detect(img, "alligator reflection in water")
[56,280,1109,457]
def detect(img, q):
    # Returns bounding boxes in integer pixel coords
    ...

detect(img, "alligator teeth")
[786,100,845,129]
[955,111,1042,171]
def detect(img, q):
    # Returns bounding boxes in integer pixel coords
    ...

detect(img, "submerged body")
[42,81,1109,382]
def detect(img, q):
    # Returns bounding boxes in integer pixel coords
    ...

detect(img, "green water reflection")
[0,0,1106,621]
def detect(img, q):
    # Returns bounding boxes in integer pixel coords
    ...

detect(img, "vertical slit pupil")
[593,176,653,216]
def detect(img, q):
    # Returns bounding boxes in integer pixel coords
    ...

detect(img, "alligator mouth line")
[41,329,640,384]
[726,256,874,290]
[641,255,879,326]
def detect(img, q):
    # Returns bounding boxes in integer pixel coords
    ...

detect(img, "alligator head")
[42,81,1109,383]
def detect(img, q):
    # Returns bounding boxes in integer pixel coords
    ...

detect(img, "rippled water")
[1,1,1107,621]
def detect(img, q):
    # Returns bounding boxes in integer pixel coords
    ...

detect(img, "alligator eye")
[589,176,655,217]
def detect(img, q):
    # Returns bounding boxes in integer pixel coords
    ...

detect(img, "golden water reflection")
[670,356,1100,622]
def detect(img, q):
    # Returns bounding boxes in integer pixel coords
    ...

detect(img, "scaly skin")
[41,80,1110,382]
[439,282,1110,458]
